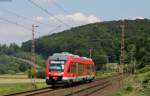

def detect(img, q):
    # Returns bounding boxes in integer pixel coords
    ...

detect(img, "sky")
[0,0,149,45]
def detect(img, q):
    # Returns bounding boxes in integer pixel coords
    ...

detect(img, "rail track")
[65,81,111,96]
[65,74,122,96]
[4,87,55,96]
[5,74,123,96]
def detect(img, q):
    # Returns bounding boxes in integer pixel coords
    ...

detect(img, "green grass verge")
[0,74,47,95]
[108,66,150,96]
[96,63,118,79]
[96,71,117,79]
[0,82,48,95]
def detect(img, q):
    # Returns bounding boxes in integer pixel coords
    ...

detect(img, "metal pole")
[119,24,125,73]
[89,48,92,58]
[31,24,36,78]
[31,24,38,89]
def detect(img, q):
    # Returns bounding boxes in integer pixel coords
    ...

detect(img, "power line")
[28,0,70,27]
[0,7,63,37]
[36,25,61,35]
[0,7,51,27]
[48,25,61,34]
[52,0,78,25]
[52,0,69,15]
[0,16,61,37]
[0,17,31,31]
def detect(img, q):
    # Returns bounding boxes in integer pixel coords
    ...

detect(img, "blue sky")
[0,0,149,45]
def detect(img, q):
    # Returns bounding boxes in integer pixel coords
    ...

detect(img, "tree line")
[22,19,150,70]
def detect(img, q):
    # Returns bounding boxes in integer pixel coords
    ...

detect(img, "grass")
[0,74,27,79]
[0,74,47,95]
[96,71,117,79]
[96,63,118,79]
[0,78,45,84]
[107,75,138,96]
[0,82,48,95]
[108,66,150,96]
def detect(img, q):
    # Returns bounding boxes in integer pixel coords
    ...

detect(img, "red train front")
[45,52,95,85]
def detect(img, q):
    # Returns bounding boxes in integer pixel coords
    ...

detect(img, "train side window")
[71,62,76,73]
[68,64,72,73]
[68,62,76,73]
[76,63,78,75]
[78,63,83,76]
[87,64,91,75]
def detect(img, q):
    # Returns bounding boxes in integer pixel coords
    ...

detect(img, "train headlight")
[46,77,49,79]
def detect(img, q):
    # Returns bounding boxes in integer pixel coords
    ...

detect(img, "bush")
[36,70,45,79]
[137,66,150,74]
[27,69,32,78]
[19,64,29,72]
[8,70,16,75]
[125,85,133,92]
[142,72,150,85]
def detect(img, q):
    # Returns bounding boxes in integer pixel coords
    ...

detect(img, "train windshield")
[50,61,65,72]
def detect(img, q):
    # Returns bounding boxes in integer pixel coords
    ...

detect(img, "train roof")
[50,52,92,61]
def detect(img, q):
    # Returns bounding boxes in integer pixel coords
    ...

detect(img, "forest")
[22,19,150,70]
[0,19,149,74]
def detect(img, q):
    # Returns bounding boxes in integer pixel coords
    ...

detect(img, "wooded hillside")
[22,19,150,70]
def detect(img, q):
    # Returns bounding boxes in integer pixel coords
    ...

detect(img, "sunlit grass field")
[0,74,47,95]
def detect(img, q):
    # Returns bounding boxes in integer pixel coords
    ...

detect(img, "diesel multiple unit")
[45,52,95,85]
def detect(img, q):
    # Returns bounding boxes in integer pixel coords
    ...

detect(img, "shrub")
[36,70,45,79]
[142,72,150,85]
[137,66,150,74]
[125,85,133,92]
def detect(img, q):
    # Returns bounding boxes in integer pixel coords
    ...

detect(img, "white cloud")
[132,16,145,20]
[87,15,100,23]
[33,16,44,22]
[0,12,100,45]
[121,16,145,20]
[0,22,31,45]
[48,12,100,26]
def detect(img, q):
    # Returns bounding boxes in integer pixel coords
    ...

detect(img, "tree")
[19,63,28,72]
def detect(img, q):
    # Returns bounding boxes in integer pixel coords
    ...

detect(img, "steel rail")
[4,87,55,96]
[65,74,122,96]
[65,81,110,96]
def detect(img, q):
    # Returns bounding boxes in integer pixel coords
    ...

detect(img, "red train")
[45,52,95,85]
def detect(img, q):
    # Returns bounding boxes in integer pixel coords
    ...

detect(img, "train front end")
[45,53,67,85]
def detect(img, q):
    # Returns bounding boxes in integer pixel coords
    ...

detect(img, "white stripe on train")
[63,75,94,81]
